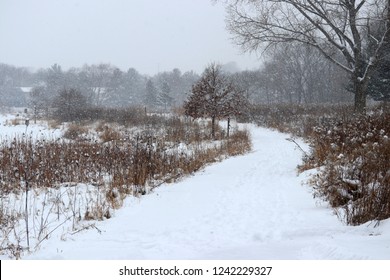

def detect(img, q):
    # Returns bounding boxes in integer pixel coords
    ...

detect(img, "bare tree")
[262,43,351,104]
[29,86,51,121]
[79,63,122,107]
[157,81,174,110]
[145,79,159,109]
[184,63,246,138]
[223,0,390,112]
[53,88,87,122]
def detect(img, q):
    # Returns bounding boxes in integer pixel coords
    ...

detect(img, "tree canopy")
[223,0,390,112]
[184,63,246,137]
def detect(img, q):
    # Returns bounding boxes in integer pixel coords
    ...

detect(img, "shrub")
[99,125,121,143]
[306,110,390,225]
[248,103,354,137]
[225,129,251,156]
[63,124,88,140]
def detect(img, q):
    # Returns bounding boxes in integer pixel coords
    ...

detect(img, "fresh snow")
[1,112,389,260]
[0,114,62,140]
[18,124,389,260]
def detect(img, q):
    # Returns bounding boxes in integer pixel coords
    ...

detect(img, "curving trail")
[27,125,390,259]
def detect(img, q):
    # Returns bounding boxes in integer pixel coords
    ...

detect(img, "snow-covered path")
[27,125,390,259]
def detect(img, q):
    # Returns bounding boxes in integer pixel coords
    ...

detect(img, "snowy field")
[1,112,389,260]
[0,112,63,140]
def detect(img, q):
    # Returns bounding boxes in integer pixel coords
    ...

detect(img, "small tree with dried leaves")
[53,88,87,122]
[184,63,246,138]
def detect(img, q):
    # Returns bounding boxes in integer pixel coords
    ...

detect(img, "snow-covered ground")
[0,112,62,140]
[14,122,387,260]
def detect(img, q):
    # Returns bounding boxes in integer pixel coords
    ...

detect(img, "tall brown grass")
[306,110,390,225]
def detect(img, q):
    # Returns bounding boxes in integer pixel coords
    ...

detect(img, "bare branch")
[222,0,389,112]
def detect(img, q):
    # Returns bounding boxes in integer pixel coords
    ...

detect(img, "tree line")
[0,63,200,110]
[1,52,361,113]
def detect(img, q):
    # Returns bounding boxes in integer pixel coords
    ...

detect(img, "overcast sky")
[0,0,260,75]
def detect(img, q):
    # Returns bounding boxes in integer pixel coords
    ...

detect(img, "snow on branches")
[184,63,247,138]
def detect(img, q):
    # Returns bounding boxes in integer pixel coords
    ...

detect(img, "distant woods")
[0,63,199,111]
[1,56,358,113]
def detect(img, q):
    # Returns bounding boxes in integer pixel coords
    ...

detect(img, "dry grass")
[47,119,61,129]
[0,117,250,196]
[247,103,354,138]
[3,117,24,126]
[98,125,121,143]
[306,110,390,225]
[224,129,252,156]
[63,123,89,140]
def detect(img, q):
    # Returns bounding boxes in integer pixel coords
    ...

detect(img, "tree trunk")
[353,75,367,114]
[227,117,230,138]
[211,116,216,139]
[355,82,367,114]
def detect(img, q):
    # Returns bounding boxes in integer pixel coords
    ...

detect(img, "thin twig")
[286,137,309,157]
[34,216,71,250]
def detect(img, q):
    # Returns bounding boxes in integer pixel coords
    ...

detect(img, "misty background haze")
[2,0,387,111]
[0,0,259,74]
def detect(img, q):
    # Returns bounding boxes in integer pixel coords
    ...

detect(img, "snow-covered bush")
[247,103,354,137]
[306,110,390,225]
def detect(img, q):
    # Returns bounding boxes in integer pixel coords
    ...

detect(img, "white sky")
[0,0,260,75]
